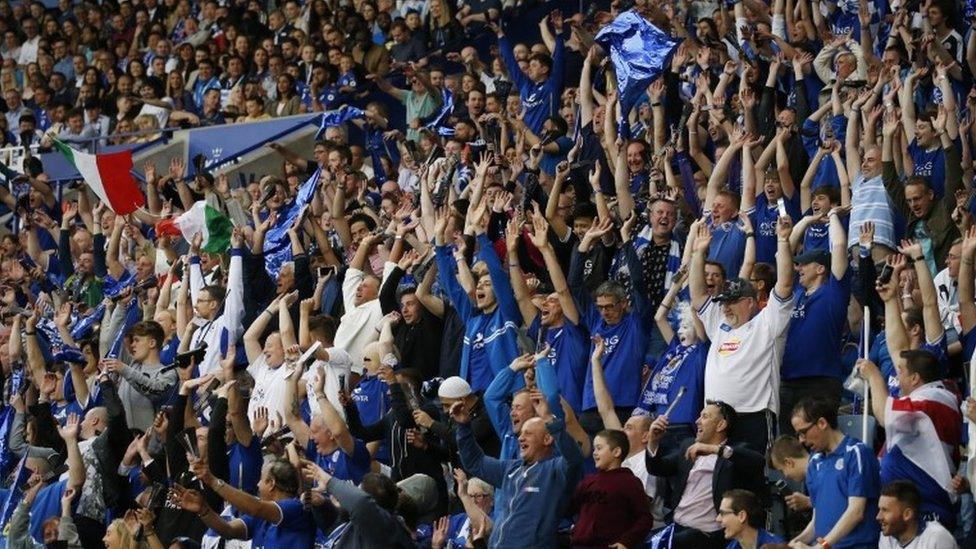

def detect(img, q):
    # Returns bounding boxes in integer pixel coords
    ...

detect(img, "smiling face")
[648,200,676,239]
[877,495,913,538]
[717,497,747,539]
[795,261,825,290]
[509,391,534,432]
[518,417,552,462]
[694,404,726,443]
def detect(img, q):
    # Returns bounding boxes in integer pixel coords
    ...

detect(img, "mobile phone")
[176,346,207,369]
[777,198,788,218]
[877,263,895,284]
[317,265,337,278]
[338,374,346,391]
[770,479,794,498]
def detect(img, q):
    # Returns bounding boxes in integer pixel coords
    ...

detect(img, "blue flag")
[967,0,976,18]
[70,302,105,341]
[426,89,454,137]
[315,106,365,139]
[263,167,321,278]
[595,10,679,138]
[646,523,674,549]
[0,455,29,532]
[0,408,16,483]
[105,299,140,359]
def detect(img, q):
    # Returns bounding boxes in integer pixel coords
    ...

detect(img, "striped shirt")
[848,172,896,250]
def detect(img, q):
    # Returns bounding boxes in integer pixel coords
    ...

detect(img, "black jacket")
[378,266,444,380]
[645,438,765,513]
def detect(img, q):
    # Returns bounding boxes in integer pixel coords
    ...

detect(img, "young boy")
[569,430,653,548]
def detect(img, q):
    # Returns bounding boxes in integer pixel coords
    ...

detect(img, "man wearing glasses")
[788,395,881,548]
[689,216,796,452]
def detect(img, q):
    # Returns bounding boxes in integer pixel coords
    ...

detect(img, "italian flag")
[173,201,233,253]
[53,139,145,215]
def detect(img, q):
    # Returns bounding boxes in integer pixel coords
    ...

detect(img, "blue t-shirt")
[806,436,881,548]
[750,194,800,264]
[528,317,588,413]
[582,308,650,411]
[877,333,948,397]
[783,273,852,380]
[707,219,747,279]
[908,139,947,198]
[229,437,264,494]
[636,339,707,425]
[352,375,391,426]
[727,529,784,548]
[305,438,371,485]
[260,498,316,549]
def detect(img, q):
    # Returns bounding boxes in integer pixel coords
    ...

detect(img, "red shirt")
[570,467,654,548]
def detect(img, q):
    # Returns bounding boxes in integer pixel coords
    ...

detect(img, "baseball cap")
[713,277,757,302]
[794,249,830,269]
[438,376,472,399]
[397,474,439,524]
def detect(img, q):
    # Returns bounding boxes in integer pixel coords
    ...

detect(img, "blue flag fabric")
[645,523,674,549]
[71,302,105,341]
[595,10,679,138]
[263,167,322,279]
[106,299,140,359]
[967,0,976,18]
[0,407,16,483]
[0,455,29,533]
[315,106,366,139]
[426,89,455,137]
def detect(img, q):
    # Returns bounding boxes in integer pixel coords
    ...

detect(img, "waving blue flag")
[263,167,322,278]
[595,10,679,138]
[315,106,365,139]
[106,299,141,359]
[967,0,976,18]
[0,455,29,534]
[70,302,105,341]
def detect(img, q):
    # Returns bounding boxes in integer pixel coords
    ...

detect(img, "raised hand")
[591,335,606,363]
[58,413,80,441]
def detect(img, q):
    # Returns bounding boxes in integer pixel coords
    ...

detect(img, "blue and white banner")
[262,167,322,279]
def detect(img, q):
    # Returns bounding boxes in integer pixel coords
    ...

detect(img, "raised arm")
[310,366,356,455]
[959,226,976,334]
[689,222,713,310]
[828,208,848,279]
[590,336,622,430]
[899,240,944,344]
[774,216,794,299]
[531,214,579,325]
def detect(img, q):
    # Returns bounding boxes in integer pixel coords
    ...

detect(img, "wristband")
[24,331,35,336]
[651,101,662,107]
[912,256,925,262]
[817,538,832,549]
[744,232,755,238]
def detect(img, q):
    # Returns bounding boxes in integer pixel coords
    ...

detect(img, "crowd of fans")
[3,0,976,547]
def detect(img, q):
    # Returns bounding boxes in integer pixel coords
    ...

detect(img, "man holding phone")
[101,321,178,433]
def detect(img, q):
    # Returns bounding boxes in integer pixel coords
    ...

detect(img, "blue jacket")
[498,34,564,135]
[436,234,522,392]
[484,356,563,460]
[457,418,582,549]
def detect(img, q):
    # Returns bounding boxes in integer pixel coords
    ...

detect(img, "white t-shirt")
[334,264,392,366]
[301,348,356,420]
[878,520,958,549]
[246,354,293,423]
[700,293,794,414]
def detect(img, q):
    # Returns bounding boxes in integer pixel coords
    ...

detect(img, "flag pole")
[862,305,870,442]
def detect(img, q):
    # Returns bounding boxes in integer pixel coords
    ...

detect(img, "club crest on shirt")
[717,338,741,356]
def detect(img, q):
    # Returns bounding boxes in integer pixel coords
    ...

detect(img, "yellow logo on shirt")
[718,337,742,356]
